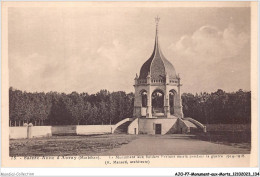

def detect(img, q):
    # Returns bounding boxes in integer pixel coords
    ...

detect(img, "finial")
[155,16,160,38]
[155,15,160,26]
[177,73,181,80]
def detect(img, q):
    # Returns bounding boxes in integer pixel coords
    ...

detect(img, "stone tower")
[133,17,183,119]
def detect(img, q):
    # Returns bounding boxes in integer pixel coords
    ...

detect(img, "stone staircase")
[182,119,199,133]
[182,117,206,133]
[113,121,132,134]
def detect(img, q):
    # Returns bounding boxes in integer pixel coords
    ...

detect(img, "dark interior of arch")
[152,90,164,113]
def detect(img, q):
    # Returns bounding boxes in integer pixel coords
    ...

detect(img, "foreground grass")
[10,134,138,156]
[10,132,251,156]
[192,131,251,151]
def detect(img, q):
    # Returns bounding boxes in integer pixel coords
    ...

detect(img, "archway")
[140,90,147,117]
[169,89,177,115]
[140,90,147,107]
[152,89,164,116]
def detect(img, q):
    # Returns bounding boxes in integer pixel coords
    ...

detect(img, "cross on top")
[155,16,160,26]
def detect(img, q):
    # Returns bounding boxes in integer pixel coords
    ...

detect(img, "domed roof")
[139,21,177,80]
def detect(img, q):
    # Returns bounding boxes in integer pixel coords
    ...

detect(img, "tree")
[49,96,73,125]
[9,87,251,126]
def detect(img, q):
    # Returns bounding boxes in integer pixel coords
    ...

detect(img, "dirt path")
[100,134,250,155]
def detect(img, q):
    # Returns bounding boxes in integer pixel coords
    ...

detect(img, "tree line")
[182,89,251,124]
[9,88,134,126]
[9,87,250,126]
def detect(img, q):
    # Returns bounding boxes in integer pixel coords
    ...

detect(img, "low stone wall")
[30,126,52,138]
[77,125,114,135]
[10,127,28,139]
[10,125,115,139]
[51,126,77,135]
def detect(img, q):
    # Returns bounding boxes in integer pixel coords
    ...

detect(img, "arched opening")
[152,89,164,116]
[169,89,176,115]
[140,90,147,117]
[140,90,147,107]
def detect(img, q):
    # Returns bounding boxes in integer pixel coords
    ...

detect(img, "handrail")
[183,117,206,132]
[178,118,190,128]
[112,118,134,133]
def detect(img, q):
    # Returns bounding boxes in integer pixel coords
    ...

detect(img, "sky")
[8,6,251,94]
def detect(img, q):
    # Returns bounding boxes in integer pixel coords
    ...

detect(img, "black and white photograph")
[1,1,258,169]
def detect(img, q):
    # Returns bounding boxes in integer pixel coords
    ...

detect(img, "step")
[113,121,132,134]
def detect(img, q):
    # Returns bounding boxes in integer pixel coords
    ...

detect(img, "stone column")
[146,73,152,118]
[134,95,142,118]
[177,80,184,118]
[164,85,170,118]
[133,86,138,117]
[133,75,142,118]
[146,86,152,118]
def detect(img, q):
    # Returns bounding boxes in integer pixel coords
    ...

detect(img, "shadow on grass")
[9,134,138,156]
[191,131,251,151]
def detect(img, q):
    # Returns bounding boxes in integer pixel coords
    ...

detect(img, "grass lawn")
[10,131,251,156]
[192,131,251,151]
[10,134,138,156]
